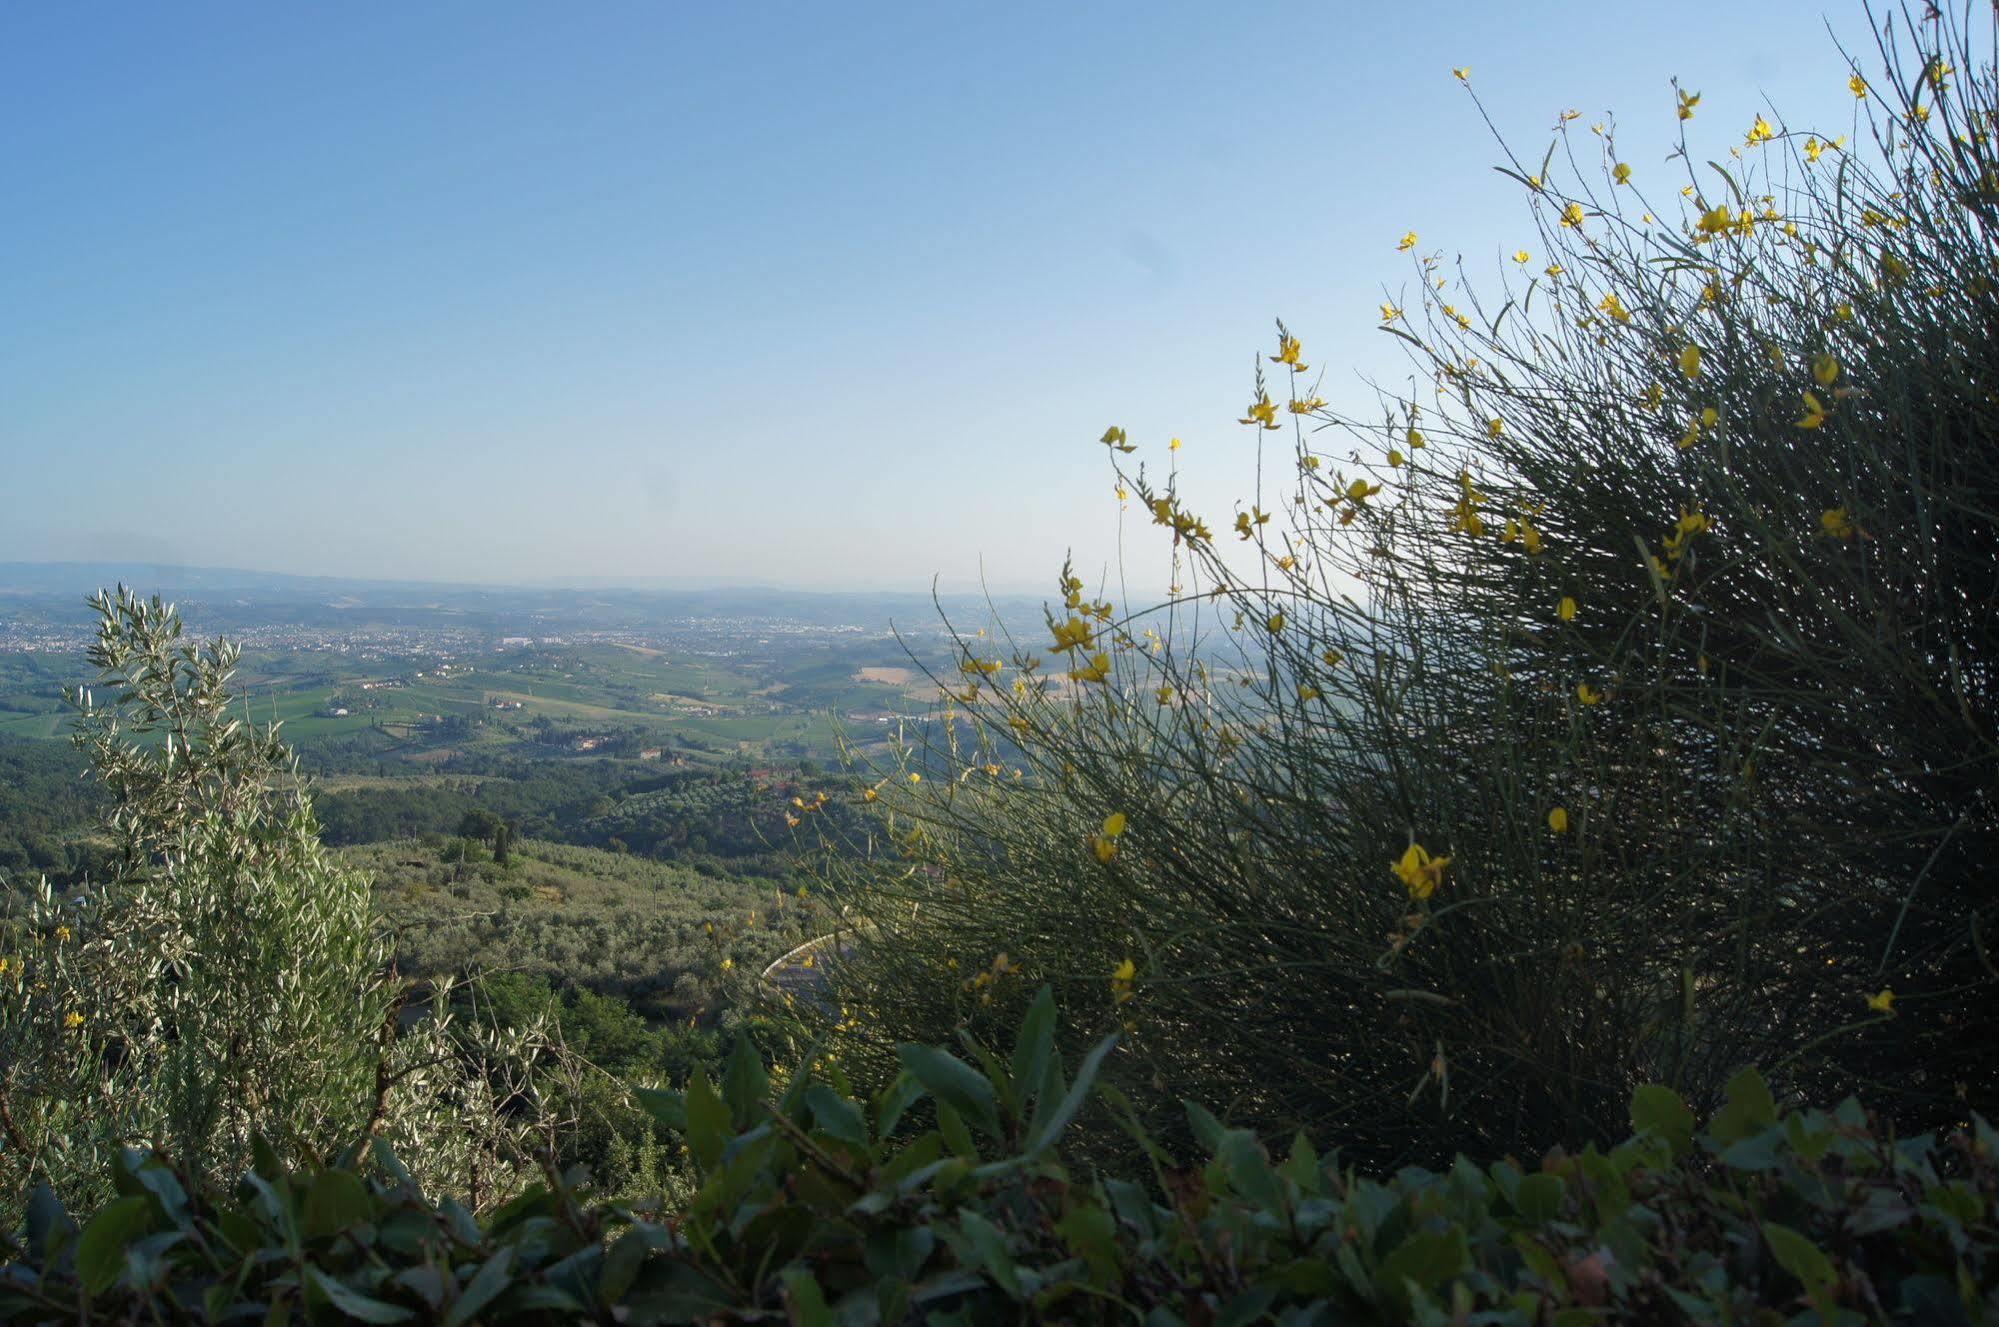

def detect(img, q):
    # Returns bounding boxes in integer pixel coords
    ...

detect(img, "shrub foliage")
[0,591,572,1220]
[816,6,1999,1163]
[3,992,1995,1323]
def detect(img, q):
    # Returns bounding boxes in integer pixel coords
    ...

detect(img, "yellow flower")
[1387,448,1406,467]
[1576,682,1604,706]
[1486,418,1504,437]
[1812,353,1840,386]
[1678,344,1702,378]
[1820,506,1858,538]
[1599,292,1631,322]
[64,1010,85,1029]
[1452,65,1470,80]
[1398,230,1418,251]
[862,787,879,802]
[1746,114,1775,145]
[1558,595,1578,622]
[1345,478,1382,503]
[1547,807,1569,833]
[1865,988,1895,1013]
[1406,427,1425,449]
[1050,614,1095,654]
[1678,88,1701,120]
[1239,393,1280,429]
[54,925,72,942]
[1834,302,1854,321]
[1849,74,1868,98]
[1613,162,1632,184]
[1513,249,1530,264]
[1111,957,1137,1003]
[1100,425,1135,454]
[1271,335,1307,370]
[1501,517,1543,554]
[1391,843,1451,900]
[1092,835,1119,864]
[1797,390,1828,429]
[1069,652,1111,684]
[1545,262,1563,278]
[1266,612,1285,633]
[909,772,922,783]
[1169,435,1182,450]
[1380,302,1402,322]
[1696,203,1735,237]
[720,957,734,972]
[1560,202,1585,228]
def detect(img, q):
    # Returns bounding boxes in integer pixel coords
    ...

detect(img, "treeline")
[0,738,107,889]
[314,756,850,878]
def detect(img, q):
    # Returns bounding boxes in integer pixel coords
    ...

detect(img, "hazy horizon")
[3,2,1861,594]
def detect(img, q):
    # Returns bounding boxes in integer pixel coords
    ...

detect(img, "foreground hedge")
[4,992,1995,1324]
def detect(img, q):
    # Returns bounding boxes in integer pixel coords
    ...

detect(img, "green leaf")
[441,1247,514,1327]
[957,1209,1023,1300]
[601,1225,674,1304]
[898,1043,1001,1138]
[1379,1227,1469,1296]
[875,1071,925,1138]
[129,1161,189,1223]
[303,1169,375,1241]
[1512,1173,1564,1223]
[1054,1204,1119,1282]
[1280,1132,1321,1194]
[306,1267,415,1323]
[935,1100,980,1158]
[1022,1033,1116,1157]
[721,1033,769,1129]
[1183,1099,1226,1153]
[1630,1084,1695,1158]
[76,1196,152,1295]
[1009,986,1058,1112]
[865,1224,936,1282]
[633,1086,686,1132]
[24,1183,75,1262]
[1216,1130,1288,1212]
[806,1083,871,1150]
[1762,1221,1835,1290]
[782,1268,834,1327]
[685,1066,731,1170]
[1708,1066,1776,1146]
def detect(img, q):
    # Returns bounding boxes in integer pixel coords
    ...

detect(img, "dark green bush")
[819,4,1999,1165]
[6,991,1994,1324]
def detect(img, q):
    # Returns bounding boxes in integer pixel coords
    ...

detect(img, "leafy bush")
[817,6,1999,1163]
[0,591,568,1221]
[4,991,1994,1324]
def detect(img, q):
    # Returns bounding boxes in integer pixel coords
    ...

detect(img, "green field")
[0,636,942,768]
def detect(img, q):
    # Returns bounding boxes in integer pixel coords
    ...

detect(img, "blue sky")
[0,2,1863,593]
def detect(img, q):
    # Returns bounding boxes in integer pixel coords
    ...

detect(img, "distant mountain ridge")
[0,561,1063,635]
